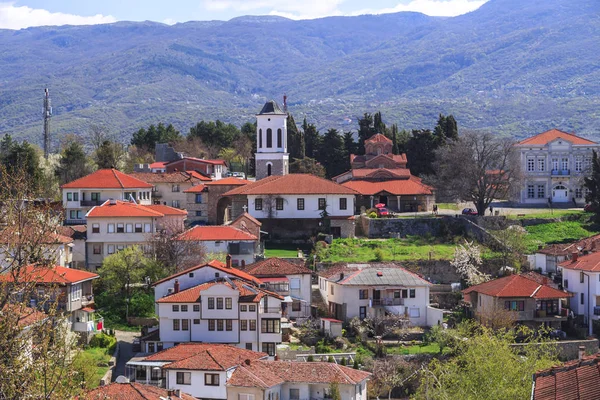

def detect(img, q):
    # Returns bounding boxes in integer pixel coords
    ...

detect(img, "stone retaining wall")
[510,339,599,361]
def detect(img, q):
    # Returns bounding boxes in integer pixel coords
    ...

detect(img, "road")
[112,330,139,381]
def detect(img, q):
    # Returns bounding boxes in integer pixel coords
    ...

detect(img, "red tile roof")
[365,133,392,144]
[185,170,212,181]
[0,265,99,285]
[205,177,252,186]
[156,278,281,303]
[151,260,262,286]
[86,200,167,218]
[177,226,257,241]
[149,161,168,169]
[2,305,47,327]
[144,204,188,216]
[81,382,195,400]
[341,176,433,196]
[462,274,571,299]
[533,353,600,400]
[183,184,207,193]
[224,174,358,196]
[61,169,153,189]
[167,157,226,166]
[537,234,600,256]
[559,251,600,272]
[243,258,312,276]
[143,343,267,371]
[128,172,202,184]
[228,360,371,388]
[350,168,412,179]
[517,129,597,146]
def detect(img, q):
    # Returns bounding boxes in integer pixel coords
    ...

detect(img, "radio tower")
[43,88,52,159]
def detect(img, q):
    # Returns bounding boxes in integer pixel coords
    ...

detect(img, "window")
[71,284,81,301]
[173,319,180,331]
[262,343,276,356]
[217,320,224,331]
[217,298,224,309]
[277,128,282,148]
[73,192,79,201]
[339,197,347,210]
[195,194,203,204]
[208,320,215,331]
[576,157,583,172]
[410,289,416,298]
[292,301,301,312]
[241,320,248,331]
[359,289,368,300]
[117,223,124,233]
[171,200,179,208]
[245,343,253,351]
[276,198,284,210]
[144,223,152,233]
[289,389,300,400]
[117,245,124,251]
[581,293,585,305]
[297,198,305,210]
[135,223,143,233]
[527,185,535,199]
[504,301,525,311]
[67,192,73,201]
[70,210,77,219]
[193,304,200,312]
[181,305,188,312]
[261,319,280,333]
[255,198,263,211]
[576,188,583,198]
[241,305,247,312]
[330,285,334,295]
[562,158,569,171]
[239,394,255,400]
[107,245,115,254]
[402,289,408,298]
[92,224,100,233]
[538,157,545,172]
[318,198,326,210]
[259,129,262,148]
[205,373,219,386]
[195,211,202,217]
[266,128,273,148]
[193,319,200,325]
[552,158,559,171]
[126,223,133,233]
[91,192,100,201]
[93,244,102,255]
[250,320,256,331]
[172,305,179,312]
[359,306,367,319]
[172,184,180,192]
[107,224,115,233]
[226,298,232,309]
[226,320,233,331]
[527,157,535,172]
[564,279,569,288]
[581,271,585,283]
[249,305,256,312]
[176,372,191,385]
[537,185,545,199]
[182,319,189,331]
[208,297,215,309]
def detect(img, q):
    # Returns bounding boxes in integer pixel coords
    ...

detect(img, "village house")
[126,343,268,398]
[129,171,206,210]
[58,225,87,269]
[242,258,313,319]
[334,133,434,213]
[85,200,187,270]
[462,273,571,329]
[61,169,154,224]
[148,258,283,355]
[528,234,600,275]
[559,251,600,329]
[0,229,74,269]
[82,380,195,400]
[513,129,599,205]
[164,157,227,180]
[318,263,432,326]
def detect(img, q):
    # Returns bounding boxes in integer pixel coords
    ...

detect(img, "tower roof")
[258,100,286,115]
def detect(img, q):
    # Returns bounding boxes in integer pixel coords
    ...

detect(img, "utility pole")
[43,88,52,159]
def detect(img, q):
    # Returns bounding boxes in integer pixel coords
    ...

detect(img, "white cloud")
[0,2,117,30]
[352,0,488,18]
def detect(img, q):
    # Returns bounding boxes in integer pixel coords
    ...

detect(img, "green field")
[386,343,441,355]
[523,220,600,252]
[76,347,112,389]
[507,210,588,220]
[264,248,301,258]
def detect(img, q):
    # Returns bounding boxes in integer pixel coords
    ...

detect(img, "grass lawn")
[318,237,497,263]
[437,203,460,211]
[524,220,600,252]
[386,343,441,355]
[507,210,588,220]
[78,347,112,389]
[264,248,300,258]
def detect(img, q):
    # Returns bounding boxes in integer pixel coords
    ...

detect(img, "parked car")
[584,203,597,212]
[377,207,390,217]
[461,208,478,216]
[232,172,246,179]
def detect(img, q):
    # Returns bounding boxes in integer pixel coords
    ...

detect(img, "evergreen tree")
[585,150,600,223]
[357,113,376,154]
[188,120,240,150]
[0,135,43,194]
[317,129,346,178]
[289,157,326,177]
[391,124,400,155]
[94,140,125,169]
[303,118,321,160]
[445,115,459,141]
[374,111,387,136]
[56,140,92,185]
[131,123,181,152]
[287,114,305,160]
[434,114,459,145]
[406,129,438,177]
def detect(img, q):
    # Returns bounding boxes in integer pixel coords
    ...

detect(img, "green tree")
[289,157,326,177]
[434,114,459,143]
[585,150,600,223]
[406,129,438,177]
[188,120,240,150]
[94,140,125,170]
[0,135,43,194]
[303,118,321,159]
[343,131,357,158]
[55,140,92,185]
[357,113,377,154]
[317,129,347,178]
[374,111,387,136]
[391,124,400,155]
[131,122,181,152]
[287,114,305,160]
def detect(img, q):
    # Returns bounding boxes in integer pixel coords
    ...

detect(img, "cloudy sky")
[0,0,488,29]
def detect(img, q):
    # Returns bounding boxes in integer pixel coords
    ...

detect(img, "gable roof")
[151,260,262,286]
[205,177,252,186]
[517,129,597,146]
[319,263,431,286]
[537,234,600,256]
[86,200,165,218]
[128,172,202,184]
[61,169,153,189]
[185,170,213,181]
[224,174,358,196]
[143,343,267,371]
[258,100,286,115]
[341,176,433,196]
[166,157,226,167]
[365,133,392,144]
[232,212,262,227]
[228,360,371,389]
[0,265,99,285]
[462,274,571,299]
[81,382,195,400]
[143,204,188,216]
[243,258,312,276]
[533,353,600,400]
[2,304,47,328]
[156,278,282,303]
[177,226,257,242]
[559,251,600,272]
[183,184,207,193]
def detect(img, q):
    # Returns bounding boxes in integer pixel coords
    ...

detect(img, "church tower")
[255,99,289,180]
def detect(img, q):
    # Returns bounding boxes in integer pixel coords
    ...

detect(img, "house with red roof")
[85,200,187,270]
[61,169,154,224]
[0,228,74,269]
[462,273,571,329]
[129,171,205,210]
[147,258,283,355]
[333,133,434,213]
[125,343,268,399]
[184,177,252,225]
[81,380,195,400]
[559,251,600,330]
[513,129,599,205]
[164,157,227,180]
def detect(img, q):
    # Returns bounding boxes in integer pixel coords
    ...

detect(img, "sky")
[0,0,488,29]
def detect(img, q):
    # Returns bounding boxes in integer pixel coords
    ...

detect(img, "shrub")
[373,248,384,262]
[368,211,378,219]
[307,355,314,362]
[89,333,117,353]
[340,357,347,366]
[353,359,359,369]
[328,356,335,363]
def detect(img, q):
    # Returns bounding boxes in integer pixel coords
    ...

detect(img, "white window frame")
[108,223,115,233]
[527,157,535,172]
[107,245,115,254]
[144,223,152,233]
[126,223,133,233]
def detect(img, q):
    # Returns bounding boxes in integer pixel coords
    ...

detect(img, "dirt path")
[112,330,139,381]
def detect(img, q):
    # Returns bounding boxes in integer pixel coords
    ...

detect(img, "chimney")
[175,389,181,398]
[340,273,344,280]
[572,252,579,262]
[579,345,586,361]
[226,254,232,269]
[167,390,174,397]
[174,279,180,294]
[241,259,246,268]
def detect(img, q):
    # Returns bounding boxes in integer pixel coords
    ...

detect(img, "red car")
[377,207,390,217]
[461,208,478,216]
[585,204,597,212]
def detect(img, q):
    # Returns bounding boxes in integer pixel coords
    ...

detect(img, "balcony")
[260,307,282,314]
[65,219,86,225]
[372,298,404,307]
[152,191,162,199]
[80,200,103,207]
[551,169,570,176]
[594,306,600,316]
[82,294,94,307]
[72,317,103,333]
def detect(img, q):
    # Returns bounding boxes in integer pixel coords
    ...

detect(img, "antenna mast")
[283,94,288,114]
[43,88,52,159]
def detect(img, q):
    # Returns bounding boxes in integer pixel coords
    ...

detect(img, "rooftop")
[182,184,207,193]
[205,177,252,186]
[0,265,99,285]
[81,381,194,400]
[533,353,600,400]
[462,274,571,299]
[177,225,257,242]
[319,263,431,286]
[86,200,184,218]
[341,176,433,196]
[151,260,262,287]
[258,100,286,115]
[61,169,153,189]
[560,251,600,272]
[516,129,597,146]
[243,257,312,276]
[365,133,392,144]
[224,174,358,196]
[128,172,202,184]
[156,278,281,303]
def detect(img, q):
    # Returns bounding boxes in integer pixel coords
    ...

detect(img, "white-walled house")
[61,169,153,224]
[318,263,432,326]
[126,343,268,399]
[559,252,600,325]
[129,171,206,209]
[528,234,600,275]
[513,129,599,205]
[59,225,87,269]
[0,229,73,269]
[243,258,313,319]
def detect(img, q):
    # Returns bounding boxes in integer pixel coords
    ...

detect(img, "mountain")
[0,0,598,148]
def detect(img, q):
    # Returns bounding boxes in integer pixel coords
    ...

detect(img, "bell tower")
[255,99,289,180]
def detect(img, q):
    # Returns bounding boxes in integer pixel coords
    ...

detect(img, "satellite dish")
[115,375,130,384]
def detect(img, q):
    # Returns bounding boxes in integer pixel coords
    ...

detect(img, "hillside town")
[3,95,600,400]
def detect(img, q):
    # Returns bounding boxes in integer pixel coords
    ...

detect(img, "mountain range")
[0,0,598,148]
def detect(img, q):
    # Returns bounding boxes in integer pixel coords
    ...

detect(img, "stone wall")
[510,339,599,361]
[256,158,285,181]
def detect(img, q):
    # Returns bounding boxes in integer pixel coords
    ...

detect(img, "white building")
[318,263,432,326]
[149,259,283,355]
[243,258,313,319]
[513,129,599,205]
[528,234,600,275]
[559,252,600,325]
[61,169,153,224]
[255,100,289,180]
[129,171,207,210]
[0,229,73,269]
[85,200,187,270]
